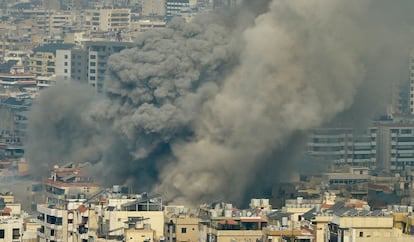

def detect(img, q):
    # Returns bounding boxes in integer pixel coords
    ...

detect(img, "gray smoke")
[26,0,414,205]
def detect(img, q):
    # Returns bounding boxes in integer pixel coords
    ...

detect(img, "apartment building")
[0,193,38,242]
[85,8,131,33]
[142,0,166,18]
[376,123,414,172]
[85,41,134,92]
[165,0,190,20]
[328,209,413,242]
[37,200,85,242]
[164,206,199,242]
[43,163,101,206]
[29,43,75,77]
[37,186,165,242]
[307,127,377,168]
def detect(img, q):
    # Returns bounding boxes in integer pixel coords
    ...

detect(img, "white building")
[85,9,131,33]
[55,49,72,80]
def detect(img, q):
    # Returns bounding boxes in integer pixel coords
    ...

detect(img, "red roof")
[3,207,11,213]
[77,205,88,213]
[240,218,267,223]
[218,219,239,225]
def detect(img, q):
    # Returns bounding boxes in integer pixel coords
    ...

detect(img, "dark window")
[0,229,4,238]
[181,227,186,233]
[359,232,363,237]
[12,228,20,239]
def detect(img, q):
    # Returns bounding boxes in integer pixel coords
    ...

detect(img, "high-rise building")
[85,8,131,33]
[29,43,75,77]
[409,50,414,114]
[307,127,377,169]
[165,0,190,21]
[85,41,135,92]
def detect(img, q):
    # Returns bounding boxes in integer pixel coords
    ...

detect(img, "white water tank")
[112,185,120,193]
[261,199,269,207]
[251,199,260,207]
[224,209,232,217]
[282,217,288,227]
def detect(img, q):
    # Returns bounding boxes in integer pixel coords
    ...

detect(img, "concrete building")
[85,8,131,33]
[164,206,199,242]
[165,0,190,21]
[376,123,414,172]
[29,43,75,77]
[328,209,413,242]
[37,187,165,242]
[55,49,72,80]
[307,127,377,168]
[43,163,101,206]
[198,201,269,242]
[85,41,134,92]
[409,50,414,114]
[37,200,85,242]
[142,0,166,18]
[0,193,39,242]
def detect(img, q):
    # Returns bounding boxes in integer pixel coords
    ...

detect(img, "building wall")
[56,49,72,80]
[125,229,155,242]
[166,0,190,20]
[167,216,199,242]
[29,51,56,76]
[307,128,377,168]
[409,50,414,114]
[142,0,166,17]
[85,41,135,92]
[0,218,23,242]
[105,211,164,239]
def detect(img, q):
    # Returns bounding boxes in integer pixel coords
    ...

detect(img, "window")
[51,229,55,236]
[64,69,68,73]
[90,55,96,59]
[0,229,4,238]
[181,227,187,233]
[359,232,363,237]
[64,55,68,59]
[90,62,96,66]
[56,217,63,225]
[12,228,20,239]
[64,62,68,66]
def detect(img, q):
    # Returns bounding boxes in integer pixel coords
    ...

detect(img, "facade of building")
[142,0,166,18]
[85,41,134,92]
[43,164,101,206]
[165,0,190,20]
[29,44,75,77]
[376,124,414,172]
[409,50,414,115]
[307,127,377,168]
[85,9,131,33]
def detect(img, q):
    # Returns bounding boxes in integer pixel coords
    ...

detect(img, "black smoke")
[26,0,414,205]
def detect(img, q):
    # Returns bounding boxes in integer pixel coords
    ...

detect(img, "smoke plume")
[26,0,414,205]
